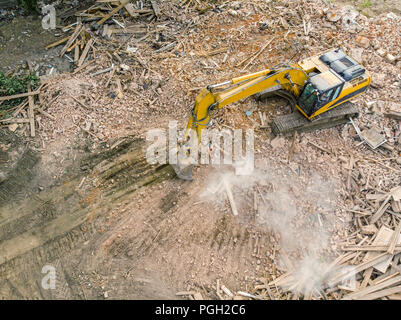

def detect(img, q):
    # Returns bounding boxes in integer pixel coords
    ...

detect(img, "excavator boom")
[185,65,308,144]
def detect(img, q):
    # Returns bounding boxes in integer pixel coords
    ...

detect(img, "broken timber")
[223,179,238,216]
[0,90,40,102]
[27,84,35,137]
[92,0,130,30]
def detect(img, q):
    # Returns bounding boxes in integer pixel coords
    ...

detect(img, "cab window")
[298,83,318,116]
[319,89,333,104]
[332,85,342,100]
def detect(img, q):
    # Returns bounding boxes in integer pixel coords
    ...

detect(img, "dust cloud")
[200,162,341,296]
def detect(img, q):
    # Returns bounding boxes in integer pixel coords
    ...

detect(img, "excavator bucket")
[171,148,195,180]
[171,162,194,181]
[170,141,197,181]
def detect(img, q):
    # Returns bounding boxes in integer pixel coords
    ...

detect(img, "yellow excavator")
[173,48,371,180]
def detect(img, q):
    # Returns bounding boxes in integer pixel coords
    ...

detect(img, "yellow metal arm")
[185,64,309,142]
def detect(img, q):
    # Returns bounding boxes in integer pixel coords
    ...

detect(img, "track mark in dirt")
[0,133,177,299]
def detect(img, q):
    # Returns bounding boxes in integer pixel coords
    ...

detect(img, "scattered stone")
[326,10,342,22]
[270,136,285,149]
[193,292,203,300]
[377,48,386,57]
[228,9,238,17]
[341,6,360,32]
[371,73,386,88]
[386,53,396,64]
[389,102,401,112]
[356,35,370,48]
[8,123,18,132]
[350,47,363,62]
[386,12,398,20]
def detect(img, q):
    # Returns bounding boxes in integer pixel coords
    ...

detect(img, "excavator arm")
[172,64,309,180]
[186,65,309,143]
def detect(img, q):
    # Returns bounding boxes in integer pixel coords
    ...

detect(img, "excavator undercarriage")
[271,101,359,136]
[254,89,359,136]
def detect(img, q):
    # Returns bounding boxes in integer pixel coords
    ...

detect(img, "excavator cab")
[296,48,370,120]
[297,73,344,118]
[297,82,319,116]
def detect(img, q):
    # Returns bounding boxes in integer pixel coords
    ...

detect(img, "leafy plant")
[0,71,40,113]
[17,0,39,13]
[359,0,373,9]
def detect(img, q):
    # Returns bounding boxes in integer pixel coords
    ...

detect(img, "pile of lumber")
[46,22,94,68]
[250,186,401,300]
[0,81,52,138]
[45,0,163,72]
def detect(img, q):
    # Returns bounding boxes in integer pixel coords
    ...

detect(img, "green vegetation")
[0,71,40,114]
[359,0,373,9]
[17,0,39,13]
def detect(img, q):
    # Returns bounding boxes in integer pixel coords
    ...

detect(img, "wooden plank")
[370,194,392,224]
[220,284,234,297]
[343,245,401,252]
[150,0,161,18]
[45,36,71,49]
[105,66,116,87]
[366,193,387,201]
[69,95,93,111]
[0,90,40,102]
[60,24,83,57]
[123,3,137,17]
[74,45,80,63]
[342,275,401,300]
[347,155,355,191]
[287,130,297,163]
[27,84,35,137]
[238,37,275,69]
[77,38,94,67]
[1,118,30,123]
[384,111,401,121]
[72,59,95,74]
[268,271,294,287]
[116,78,123,99]
[391,186,401,201]
[328,252,392,287]
[11,100,28,117]
[363,157,401,173]
[93,0,130,29]
[391,255,401,273]
[223,179,238,216]
[356,285,401,300]
[308,141,331,154]
[237,291,263,300]
[388,220,401,254]
[364,226,401,273]
[360,267,373,289]
[34,107,55,120]
[364,226,396,273]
